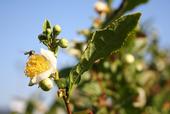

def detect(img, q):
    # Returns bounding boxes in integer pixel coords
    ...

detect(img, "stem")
[102,0,127,27]
[112,0,127,18]
[63,96,72,114]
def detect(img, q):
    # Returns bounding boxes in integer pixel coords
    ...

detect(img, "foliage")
[68,13,141,96]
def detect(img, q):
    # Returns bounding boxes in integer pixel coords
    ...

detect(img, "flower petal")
[29,67,54,85]
[40,48,57,73]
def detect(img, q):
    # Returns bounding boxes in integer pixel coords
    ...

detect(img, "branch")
[63,96,72,114]
[103,0,127,27]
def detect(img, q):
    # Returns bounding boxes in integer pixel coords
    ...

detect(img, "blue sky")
[0,0,169,108]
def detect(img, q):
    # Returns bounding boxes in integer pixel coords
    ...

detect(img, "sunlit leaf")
[68,13,141,96]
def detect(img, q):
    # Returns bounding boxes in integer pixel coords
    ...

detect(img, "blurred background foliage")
[11,0,170,114]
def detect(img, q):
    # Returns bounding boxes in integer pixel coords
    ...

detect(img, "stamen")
[25,54,51,78]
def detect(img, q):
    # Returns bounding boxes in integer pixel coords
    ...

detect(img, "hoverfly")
[24,50,35,56]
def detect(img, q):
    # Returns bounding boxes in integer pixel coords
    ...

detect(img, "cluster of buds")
[24,20,69,91]
[38,20,68,52]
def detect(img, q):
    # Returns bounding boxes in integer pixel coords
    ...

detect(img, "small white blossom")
[25,48,56,85]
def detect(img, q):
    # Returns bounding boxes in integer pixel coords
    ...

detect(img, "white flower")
[25,48,56,85]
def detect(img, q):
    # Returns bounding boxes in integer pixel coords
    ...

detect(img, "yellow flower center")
[25,54,51,78]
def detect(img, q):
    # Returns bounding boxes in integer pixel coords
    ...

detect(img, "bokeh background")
[0,0,169,113]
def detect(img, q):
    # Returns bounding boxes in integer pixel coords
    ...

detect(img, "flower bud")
[38,34,47,41]
[39,78,53,91]
[46,28,52,35]
[53,25,61,36]
[58,91,64,98]
[94,1,109,15]
[124,54,135,64]
[57,89,65,98]
[59,38,68,48]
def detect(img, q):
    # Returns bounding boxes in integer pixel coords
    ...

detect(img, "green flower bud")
[59,38,68,48]
[39,78,53,91]
[46,28,52,35]
[53,25,61,36]
[38,34,47,41]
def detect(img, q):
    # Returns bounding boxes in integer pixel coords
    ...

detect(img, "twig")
[112,0,127,18]
[63,96,72,114]
[102,0,127,27]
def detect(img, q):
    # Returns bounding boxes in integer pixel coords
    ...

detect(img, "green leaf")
[125,0,149,12]
[68,13,141,96]
[43,19,51,32]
